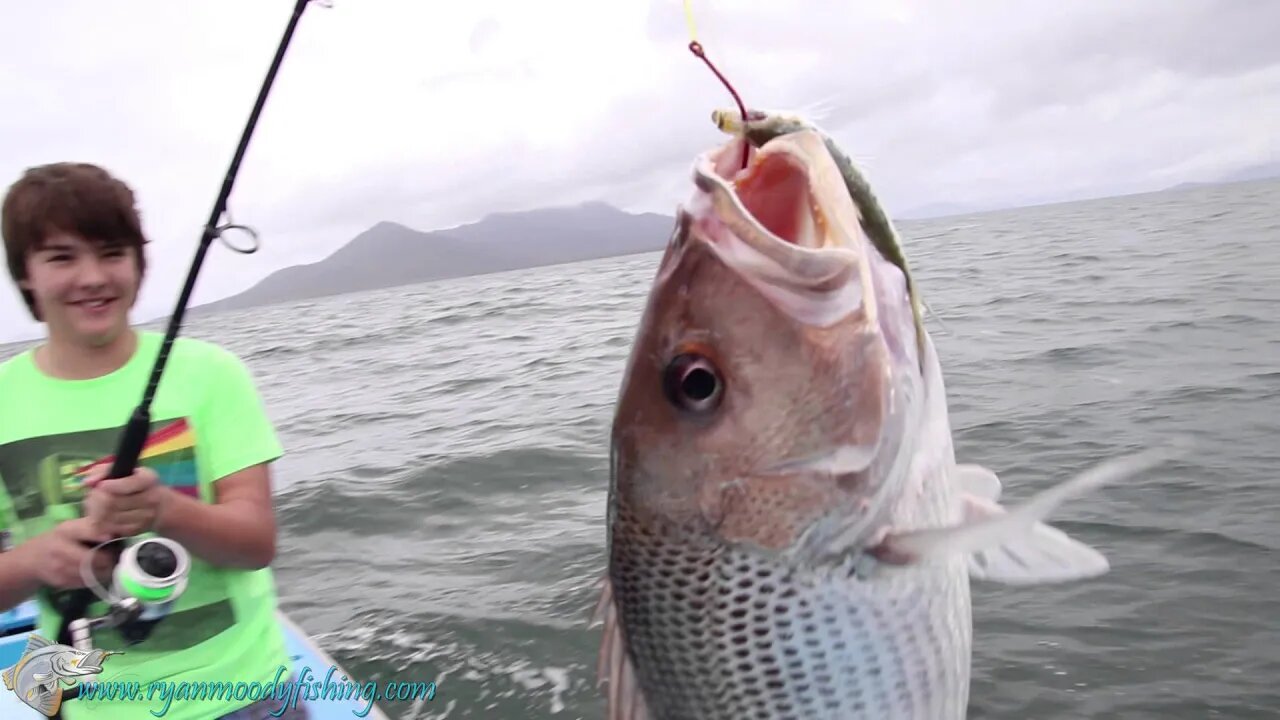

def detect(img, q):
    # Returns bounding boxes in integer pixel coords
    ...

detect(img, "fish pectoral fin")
[956,464,1001,501]
[594,576,654,720]
[959,494,1108,584]
[873,447,1177,584]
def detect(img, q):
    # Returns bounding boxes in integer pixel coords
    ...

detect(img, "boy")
[0,162,307,719]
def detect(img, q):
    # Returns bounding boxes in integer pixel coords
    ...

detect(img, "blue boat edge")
[0,599,389,719]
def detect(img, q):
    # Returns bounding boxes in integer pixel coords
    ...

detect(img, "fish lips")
[69,661,106,675]
[669,129,875,331]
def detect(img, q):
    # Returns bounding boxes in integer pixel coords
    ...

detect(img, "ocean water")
[3,178,1278,719]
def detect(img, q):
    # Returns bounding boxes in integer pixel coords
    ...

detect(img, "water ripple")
[3,180,1274,719]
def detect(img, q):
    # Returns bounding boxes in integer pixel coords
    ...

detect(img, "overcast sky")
[1,0,1276,343]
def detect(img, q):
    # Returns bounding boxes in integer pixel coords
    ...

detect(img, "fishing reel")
[52,537,191,701]
[69,536,191,654]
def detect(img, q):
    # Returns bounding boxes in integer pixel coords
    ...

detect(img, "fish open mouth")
[686,128,866,314]
[731,146,823,250]
[693,130,861,260]
[677,138,869,330]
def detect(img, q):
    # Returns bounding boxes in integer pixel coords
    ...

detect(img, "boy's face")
[19,230,140,346]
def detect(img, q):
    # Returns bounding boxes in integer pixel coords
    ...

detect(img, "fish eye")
[663,353,723,413]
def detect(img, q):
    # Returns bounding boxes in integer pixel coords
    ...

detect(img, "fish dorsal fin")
[3,635,53,692]
[590,575,653,720]
[956,464,1001,501]
[24,635,51,653]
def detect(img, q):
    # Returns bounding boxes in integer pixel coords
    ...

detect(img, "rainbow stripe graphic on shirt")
[70,418,199,498]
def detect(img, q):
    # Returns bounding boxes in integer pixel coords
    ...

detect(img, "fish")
[591,108,1177,720]
[1,634,118,716]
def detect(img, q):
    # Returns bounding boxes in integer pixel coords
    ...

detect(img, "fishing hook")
[683,1,751,169]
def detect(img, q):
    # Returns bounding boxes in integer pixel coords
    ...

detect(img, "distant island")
[1160,160,1280,193]
[189,196,1030,316]
[193,202,676,314]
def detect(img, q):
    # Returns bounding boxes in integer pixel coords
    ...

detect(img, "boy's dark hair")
[2,162,149,320]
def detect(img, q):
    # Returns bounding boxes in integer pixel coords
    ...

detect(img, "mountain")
[1220,160,1280,184]
[195,202,676,313]
[1163,160,1280,192]
[190,161,1280,315]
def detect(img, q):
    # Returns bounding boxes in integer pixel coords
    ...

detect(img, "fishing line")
[107,0,321,464]
[679,4,956,341]
[77,538,131,608]
[48,0,330,702]
[682,0,750,170]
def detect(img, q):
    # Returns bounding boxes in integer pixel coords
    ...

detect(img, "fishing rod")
[110,0,324,481]
[47,0,329,702]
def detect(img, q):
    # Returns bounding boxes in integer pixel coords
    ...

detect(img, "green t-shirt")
[0,330,291,720]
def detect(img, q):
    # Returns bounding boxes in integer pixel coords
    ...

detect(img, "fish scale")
[595,109,1175,720]
[608,497,972,720]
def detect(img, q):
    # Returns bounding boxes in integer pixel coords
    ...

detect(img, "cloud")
[1,0,1276,343]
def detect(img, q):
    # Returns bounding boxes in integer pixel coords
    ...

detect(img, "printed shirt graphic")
[0,416,200,544]
[0,332,291,720]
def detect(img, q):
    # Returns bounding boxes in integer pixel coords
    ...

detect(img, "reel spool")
[113,537,190,621]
